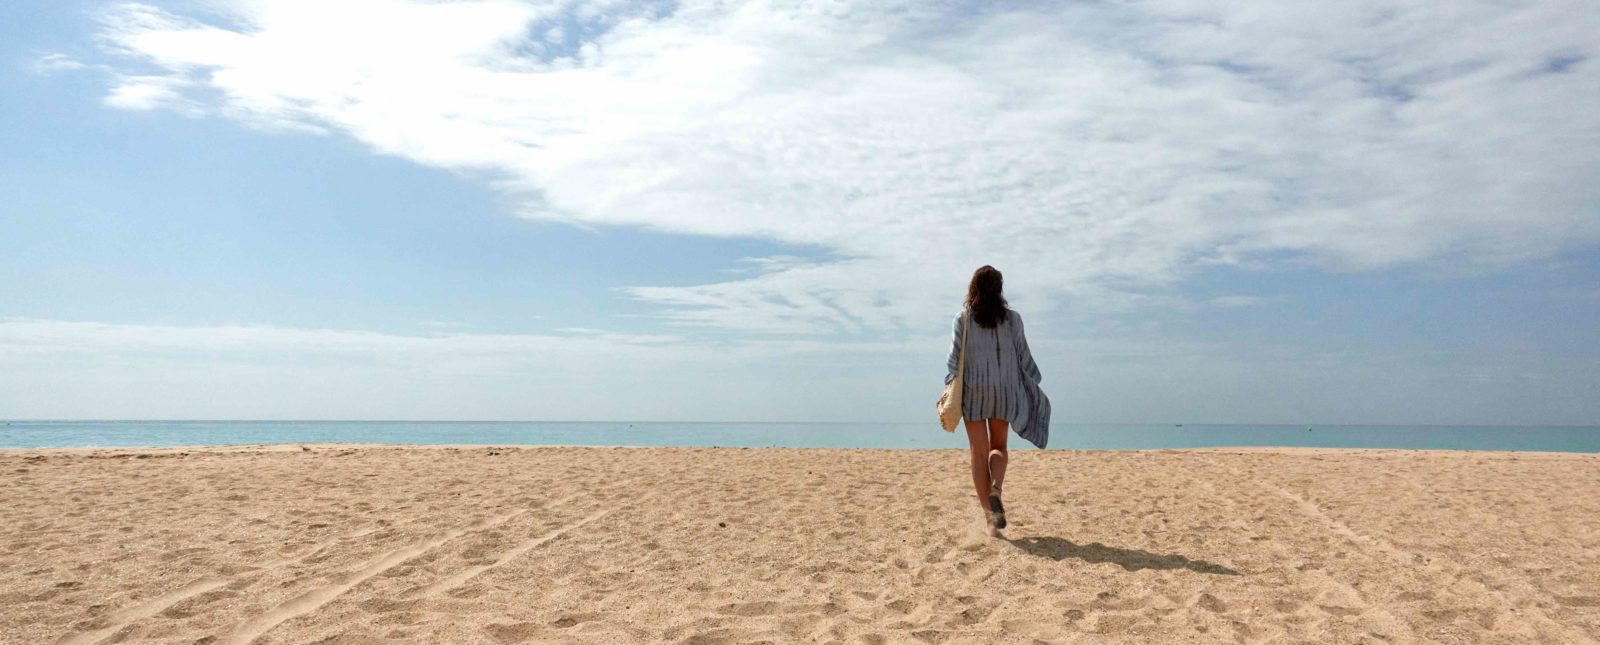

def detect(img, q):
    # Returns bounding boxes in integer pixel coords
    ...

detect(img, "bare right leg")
[963,419,993,519]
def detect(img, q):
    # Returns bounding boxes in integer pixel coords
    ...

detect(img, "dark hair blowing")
[965,265,1009,329]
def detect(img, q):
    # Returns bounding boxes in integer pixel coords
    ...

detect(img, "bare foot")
[987,494,1006,529]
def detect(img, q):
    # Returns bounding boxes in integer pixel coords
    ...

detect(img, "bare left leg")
[987,419,1009,495]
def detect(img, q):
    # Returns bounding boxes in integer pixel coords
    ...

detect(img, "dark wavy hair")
[965,265,1010,329]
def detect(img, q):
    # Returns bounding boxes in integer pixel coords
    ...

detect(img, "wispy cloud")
[83,0,1600,334]
[1209,296,1265,308]
[0,318,693,369]
[102,73,196,111]
[0,318,934,420]
[6,318,1594,424]
[1553,287,1600,302]
[30,52,85,75]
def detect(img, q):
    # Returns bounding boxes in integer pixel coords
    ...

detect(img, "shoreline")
[5,442,1600,458]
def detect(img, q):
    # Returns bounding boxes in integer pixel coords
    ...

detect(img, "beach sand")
[2,445,1598,644]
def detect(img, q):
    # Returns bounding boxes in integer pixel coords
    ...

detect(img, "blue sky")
[2,1,1597,424]
[1,3,792,333]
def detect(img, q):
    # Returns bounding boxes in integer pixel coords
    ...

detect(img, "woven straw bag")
[936,311,969,432]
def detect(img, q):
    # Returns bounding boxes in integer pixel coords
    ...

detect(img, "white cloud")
[31,53,85,75]
[84,0,1600,334]
[102,74,195,112]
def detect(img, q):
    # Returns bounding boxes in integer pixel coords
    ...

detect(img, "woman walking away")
[945,266,1051,536]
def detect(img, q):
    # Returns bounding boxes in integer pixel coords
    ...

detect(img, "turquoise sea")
[1,421,1597,452]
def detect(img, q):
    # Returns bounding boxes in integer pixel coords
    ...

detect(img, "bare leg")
[987,418,1009,495]
[962,419,992,518]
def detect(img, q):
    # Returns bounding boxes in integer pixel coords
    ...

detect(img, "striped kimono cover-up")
[943,308,1051,449]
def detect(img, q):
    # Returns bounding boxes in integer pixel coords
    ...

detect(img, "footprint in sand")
[715,600,782,616]
[948,605,992,626]
[1194,592,1229,613]
[1272,598,1303,614]
[884,598,916,615]
[549,612,603,628]
[482,621,546,644]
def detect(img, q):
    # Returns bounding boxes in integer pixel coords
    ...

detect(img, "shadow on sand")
[1006,536,1240,576]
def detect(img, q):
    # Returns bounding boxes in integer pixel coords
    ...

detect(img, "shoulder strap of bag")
[957,309,970,378]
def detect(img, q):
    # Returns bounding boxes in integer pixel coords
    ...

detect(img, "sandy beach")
[2,445,1598,644]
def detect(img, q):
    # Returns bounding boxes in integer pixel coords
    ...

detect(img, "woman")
[945,265,1050,536]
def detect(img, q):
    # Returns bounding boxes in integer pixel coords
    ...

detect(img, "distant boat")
[1175,424,1183,427]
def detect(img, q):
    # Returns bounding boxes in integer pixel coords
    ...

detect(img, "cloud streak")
[0,318,935,420]
[30,53,86,75]
[84,0,1600,334]
[6,317,1595,424]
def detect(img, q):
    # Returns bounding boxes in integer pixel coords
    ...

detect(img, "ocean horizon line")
[4,420,1598,453]
[5,419,1597,428]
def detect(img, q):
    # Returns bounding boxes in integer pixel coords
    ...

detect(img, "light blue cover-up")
[944,309,1051,448]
